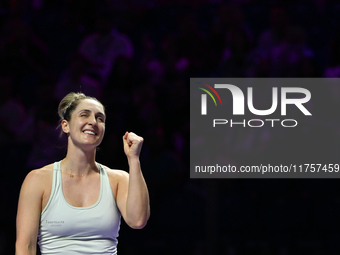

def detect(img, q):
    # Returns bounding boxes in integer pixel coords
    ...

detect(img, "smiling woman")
[59,94,106,151]
[15,92,150,255]
[57,93,105,137]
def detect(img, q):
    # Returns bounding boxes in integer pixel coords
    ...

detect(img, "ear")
[61,119,70,134]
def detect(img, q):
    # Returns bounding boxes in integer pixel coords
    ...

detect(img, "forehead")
[75,99,105,113]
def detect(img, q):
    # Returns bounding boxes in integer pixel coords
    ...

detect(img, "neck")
[61,142,98,176]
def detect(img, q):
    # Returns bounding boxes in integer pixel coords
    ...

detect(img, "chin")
[81,143,102,152]
[74,140,103,151]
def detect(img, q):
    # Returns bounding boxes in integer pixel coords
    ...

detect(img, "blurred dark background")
[1,0,340,254]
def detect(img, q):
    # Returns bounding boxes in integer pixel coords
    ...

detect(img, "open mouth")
[83,130,97,135]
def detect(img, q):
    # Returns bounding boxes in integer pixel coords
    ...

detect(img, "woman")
[15,92,150,255]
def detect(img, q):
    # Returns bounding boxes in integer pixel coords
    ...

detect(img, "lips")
[83,130,97,135]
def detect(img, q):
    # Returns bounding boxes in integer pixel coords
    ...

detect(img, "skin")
[15,99,150,255]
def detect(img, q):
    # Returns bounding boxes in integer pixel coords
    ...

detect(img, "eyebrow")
[79,109,106,118]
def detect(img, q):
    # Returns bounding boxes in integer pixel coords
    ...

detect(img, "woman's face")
[62,99,106,150]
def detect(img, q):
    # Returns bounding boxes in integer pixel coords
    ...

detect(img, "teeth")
[84,131,95,135]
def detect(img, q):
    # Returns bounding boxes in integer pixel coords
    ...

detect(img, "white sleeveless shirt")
[38,161,121,254]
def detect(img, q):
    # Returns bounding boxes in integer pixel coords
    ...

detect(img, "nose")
[88,114,97,125]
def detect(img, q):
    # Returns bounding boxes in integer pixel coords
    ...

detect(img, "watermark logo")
[197,82,222,115]
[200,84,311,116]
[197,82,312,128]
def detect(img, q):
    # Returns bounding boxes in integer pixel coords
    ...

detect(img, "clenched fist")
[123,132,144,159]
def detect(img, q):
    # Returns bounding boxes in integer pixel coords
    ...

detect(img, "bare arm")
[116,132,150,229]
[16,170,44,255]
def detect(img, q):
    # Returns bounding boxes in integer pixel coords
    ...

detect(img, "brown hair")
[58,92,104,136]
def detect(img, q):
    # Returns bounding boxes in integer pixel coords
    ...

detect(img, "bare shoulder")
[99,164,128,199]
[18,163,54,213]
[22,164,54,188]
[100,164,129,181]
[26,163,53,178]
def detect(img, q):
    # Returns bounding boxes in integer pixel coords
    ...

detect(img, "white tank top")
[38,161,121,254]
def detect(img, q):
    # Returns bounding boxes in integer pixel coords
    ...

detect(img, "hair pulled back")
[58,92,104,136]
